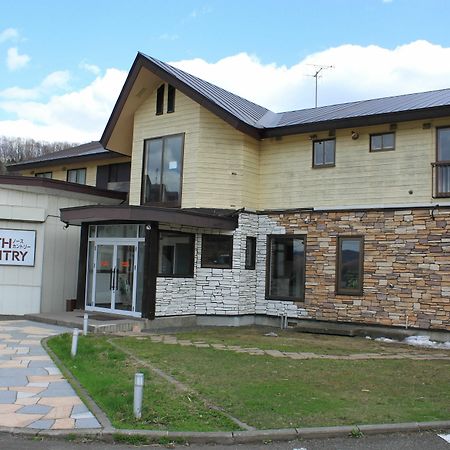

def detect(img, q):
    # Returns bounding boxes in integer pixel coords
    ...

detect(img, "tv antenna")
[307,64,334,107]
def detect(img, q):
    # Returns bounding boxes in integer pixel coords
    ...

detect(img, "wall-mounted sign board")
[0,229,36,266]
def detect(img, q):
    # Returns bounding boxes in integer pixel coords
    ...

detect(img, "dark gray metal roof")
[7,141,125,171]
[140,53,270,128]
[138,54,450,137]
[273,89,450,127]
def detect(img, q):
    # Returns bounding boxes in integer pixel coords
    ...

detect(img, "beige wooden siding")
[130,85,259,209]
[20,156,130,187]
[130,87,201,206]
[259,118,450,210]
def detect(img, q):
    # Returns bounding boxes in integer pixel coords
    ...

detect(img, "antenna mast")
[308,64,334,107]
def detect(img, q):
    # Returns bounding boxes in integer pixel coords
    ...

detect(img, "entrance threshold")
[24,311,147,333]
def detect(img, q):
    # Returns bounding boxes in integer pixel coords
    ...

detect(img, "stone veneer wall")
[266,207,450,331]
[155,213,259,317]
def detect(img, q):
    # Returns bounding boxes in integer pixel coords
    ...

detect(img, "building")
[4,52,450,331]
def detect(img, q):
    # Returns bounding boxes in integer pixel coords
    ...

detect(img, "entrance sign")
[0,229,36,266]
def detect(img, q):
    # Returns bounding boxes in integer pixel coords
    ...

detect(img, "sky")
[2,0,450,143]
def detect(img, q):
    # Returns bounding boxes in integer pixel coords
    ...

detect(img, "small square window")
[245,236,256,270]
[313,139,335,167]
[67,168,86,184]
[370,132,395,152]
[158,231,194,277]
[336,236,364,295]
[201,234,233,269]
[35,171,52,179]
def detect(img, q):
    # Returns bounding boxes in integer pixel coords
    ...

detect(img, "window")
[435,127,450,196]
[35,172,52,179]
[313,139,335,167]
[201,234,233,269]
[245,236,256,270]
[156,84,164,115]
[370,132,395,152]
[158,231,194,277]
[336,236,364,295]
[266,235,306,301]
[67,168,86,184]
[167,84,176,113]
[142,134,184,206]
[96,162,131,192]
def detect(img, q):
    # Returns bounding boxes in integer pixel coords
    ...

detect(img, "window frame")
[336,235,364,296]
[369,132,396,152]
[265,234,306,302]
[156,84,165,115]
[157,230,195,278]
[245,236,256,270]
[201,234,233,269]
[35,171,52,179]
[167,84,176,113]
[312,138,336,168]
[66,167,87,184]
[141,133,184,208]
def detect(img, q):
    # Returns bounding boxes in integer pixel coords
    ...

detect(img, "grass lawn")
[47,328,450,431]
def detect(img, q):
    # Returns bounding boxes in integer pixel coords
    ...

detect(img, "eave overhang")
[60,205,238,230]
[0,175,127,201]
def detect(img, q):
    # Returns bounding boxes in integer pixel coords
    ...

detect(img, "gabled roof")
[7,141,126,171]
[102,52,450,146]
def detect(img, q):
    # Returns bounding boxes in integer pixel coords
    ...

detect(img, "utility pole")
[307,64,334,108]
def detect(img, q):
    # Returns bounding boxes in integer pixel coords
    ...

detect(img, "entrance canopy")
[60,205,238,230]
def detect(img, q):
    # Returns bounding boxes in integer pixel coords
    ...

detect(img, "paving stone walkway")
[144,334,450,360]
[0,320,100,430]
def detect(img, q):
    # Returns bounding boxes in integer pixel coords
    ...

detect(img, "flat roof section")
[60,205,238,230]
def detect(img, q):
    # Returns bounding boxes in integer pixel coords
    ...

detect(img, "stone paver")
[0,319,101,430]
[144,333,450,361]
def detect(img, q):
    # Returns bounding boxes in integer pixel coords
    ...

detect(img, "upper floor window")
[167,84,176,113]
[313,139,335,167]
[156,84,164,115]
[96,162,131,192]
[142,134,184,207]
[434,127,450,197]
[336,236,364,296]
[67,168,86,184]
[35,171,52,179]
[370,132,395,152]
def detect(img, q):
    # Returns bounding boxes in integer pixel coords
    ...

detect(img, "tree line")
[0,135,77,174]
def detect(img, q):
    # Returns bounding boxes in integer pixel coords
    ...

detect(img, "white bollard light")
[83,313,89,336]
[71,328,79,357]
[134,373,144,419]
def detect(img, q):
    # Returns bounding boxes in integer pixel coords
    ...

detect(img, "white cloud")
[2,40,450,142]
[171,40,450,111]
[79,61,101,76]
[0,28,19,44]
[0,68,127,141]
[158,33,179,41]
[6,47,30,71]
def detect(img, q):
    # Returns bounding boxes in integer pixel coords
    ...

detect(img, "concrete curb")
[1,421,450,445]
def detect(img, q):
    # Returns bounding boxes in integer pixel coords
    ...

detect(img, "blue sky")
[2,0,450,142]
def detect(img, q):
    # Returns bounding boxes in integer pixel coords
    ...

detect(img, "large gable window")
[142,134,184,207]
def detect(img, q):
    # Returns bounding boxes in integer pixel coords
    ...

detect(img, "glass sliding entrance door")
[95,244,115,309]
[87,241,139,316]
[114,245,135,312]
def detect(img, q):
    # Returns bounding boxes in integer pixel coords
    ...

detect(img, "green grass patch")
[118,335,450,429]
[47,334,239,432]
